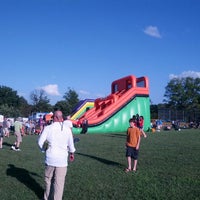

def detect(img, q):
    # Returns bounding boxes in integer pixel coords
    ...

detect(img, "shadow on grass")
[2,142,12,147]
[102,133,126,139]
[76,152,123,168]
[6,164,43,199]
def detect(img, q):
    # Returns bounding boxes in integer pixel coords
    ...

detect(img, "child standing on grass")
[125,118,141,172]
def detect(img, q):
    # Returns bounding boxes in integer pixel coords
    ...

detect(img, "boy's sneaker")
[15,148,21,151]
[11,146,16,150]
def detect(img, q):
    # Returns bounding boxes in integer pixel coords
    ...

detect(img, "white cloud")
[41,84,60,96]
[144,26,162,38]
[79,90,90,95]
[169,71,200,79]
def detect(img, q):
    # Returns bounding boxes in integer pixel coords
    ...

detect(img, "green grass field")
[0,129,200,200]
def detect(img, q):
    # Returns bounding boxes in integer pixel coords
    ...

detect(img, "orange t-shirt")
[126,126,141,147]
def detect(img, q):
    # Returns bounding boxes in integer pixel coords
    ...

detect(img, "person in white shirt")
[38,110,76,200]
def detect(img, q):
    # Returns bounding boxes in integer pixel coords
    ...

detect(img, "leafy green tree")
[63,88,80,114]
[0,86,20,107]
[163,77,200,121]
[18,97,32,117]
[54,100,69,117]
[164,77,200,109]
[54,88,79,117]
[30,89,53,113]
[0,104,20,118]
[150,104,158,119]
[0,86,23,117]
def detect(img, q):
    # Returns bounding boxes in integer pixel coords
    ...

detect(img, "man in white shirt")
[38,110,76,200]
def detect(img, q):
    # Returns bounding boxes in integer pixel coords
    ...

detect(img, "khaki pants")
[44,165,67,200]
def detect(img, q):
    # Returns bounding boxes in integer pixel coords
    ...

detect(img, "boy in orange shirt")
[125,118,141,172]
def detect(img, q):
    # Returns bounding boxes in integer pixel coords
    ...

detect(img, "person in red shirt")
[138,116,147,138]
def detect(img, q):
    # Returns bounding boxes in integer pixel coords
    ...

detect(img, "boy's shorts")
[126,146,139,160]
[15,132,22,143]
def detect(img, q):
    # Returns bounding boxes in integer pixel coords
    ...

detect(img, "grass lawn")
[0,129,200,200]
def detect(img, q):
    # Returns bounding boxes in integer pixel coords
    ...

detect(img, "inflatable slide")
[70,99,94,120]
[72,75,151,134]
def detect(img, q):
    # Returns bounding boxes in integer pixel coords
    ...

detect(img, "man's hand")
[69,153,74,162]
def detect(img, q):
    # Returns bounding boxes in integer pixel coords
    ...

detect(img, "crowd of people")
[150,119,200,132]
[0,115,51,151]
[0,116,36,151]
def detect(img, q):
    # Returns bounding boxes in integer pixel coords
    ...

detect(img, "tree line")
[0,86,79,118]
[151,77,200,122]
[0,77,200,121]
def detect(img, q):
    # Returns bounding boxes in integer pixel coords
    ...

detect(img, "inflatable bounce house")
[70,99,94,120]
[72,75,151,134]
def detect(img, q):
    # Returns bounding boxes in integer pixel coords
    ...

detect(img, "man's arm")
[68,133,76,162]
[38,127,48,150]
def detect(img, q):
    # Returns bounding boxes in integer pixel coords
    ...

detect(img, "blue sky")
[0,0,200,105]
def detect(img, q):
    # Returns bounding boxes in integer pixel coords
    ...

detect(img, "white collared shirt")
[38,122,76,167]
